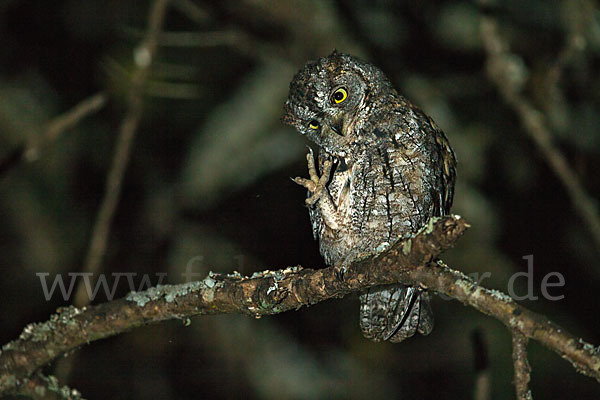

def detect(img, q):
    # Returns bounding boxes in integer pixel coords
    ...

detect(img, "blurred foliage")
[1,0,599,399]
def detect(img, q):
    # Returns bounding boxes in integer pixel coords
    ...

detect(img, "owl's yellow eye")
[332,87,348,104]
[309,120,320,130]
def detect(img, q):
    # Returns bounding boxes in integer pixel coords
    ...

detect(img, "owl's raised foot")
[293,151,332,206]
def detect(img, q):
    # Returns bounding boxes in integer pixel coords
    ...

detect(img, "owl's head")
[282,51,390,157]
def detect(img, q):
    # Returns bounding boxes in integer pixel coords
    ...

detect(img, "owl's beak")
[330,124,342,136]
[326,118,345,137]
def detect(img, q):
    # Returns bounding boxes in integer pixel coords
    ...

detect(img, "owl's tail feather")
[359,284,434,343]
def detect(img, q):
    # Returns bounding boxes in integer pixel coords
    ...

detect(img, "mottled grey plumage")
[283,52,456,342]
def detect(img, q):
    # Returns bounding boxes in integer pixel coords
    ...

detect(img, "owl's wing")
[385,105,457,219]
[356,106,454,343]
[427,115,457,216]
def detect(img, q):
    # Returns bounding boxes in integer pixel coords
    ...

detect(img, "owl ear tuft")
[330,49,339,57]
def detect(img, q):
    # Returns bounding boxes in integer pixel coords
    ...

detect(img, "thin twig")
[171,0,210,24]
[1,216,599,396]
[512,332,533,400]
[479,15,600,251]
[0,92,107,178]
[73,0,170,307]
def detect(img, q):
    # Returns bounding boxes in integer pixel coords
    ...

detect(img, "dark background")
[1,0,599,399]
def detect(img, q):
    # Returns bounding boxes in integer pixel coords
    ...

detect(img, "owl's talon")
[306,184,326,205]
[334,265,347,281]
[292,176,323,205]
[292,177,316,192]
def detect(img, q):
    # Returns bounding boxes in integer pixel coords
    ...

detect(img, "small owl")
[282,51,456,343]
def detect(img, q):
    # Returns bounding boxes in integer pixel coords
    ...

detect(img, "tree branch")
[512,332,533,400]
[1,215,599,396]
[413,261,600,382]
[0,215,461,394]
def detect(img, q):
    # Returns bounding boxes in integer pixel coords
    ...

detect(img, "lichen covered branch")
[1,214,599,397]
[0,215,464,395]
[409,261,600,383]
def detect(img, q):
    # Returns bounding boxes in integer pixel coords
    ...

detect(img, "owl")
[282,51,456,343]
